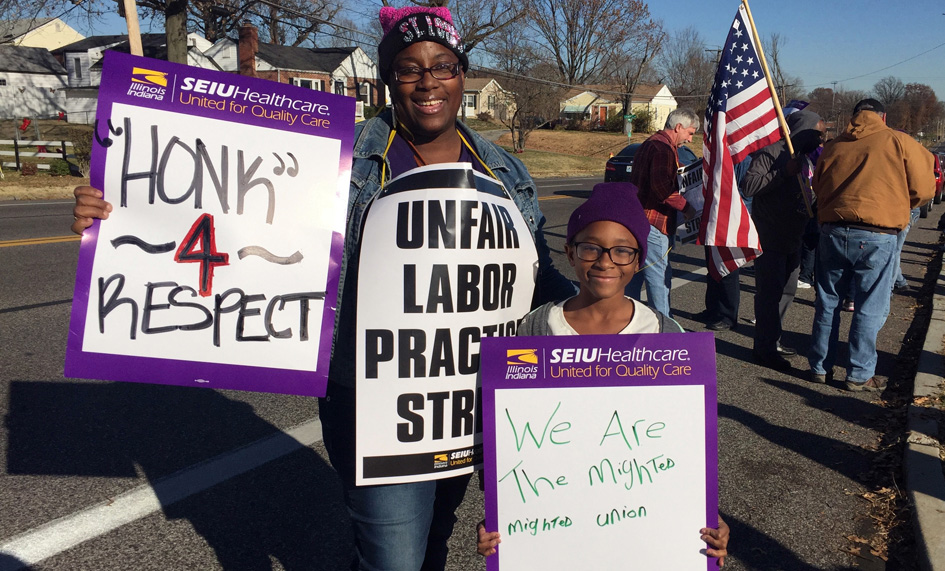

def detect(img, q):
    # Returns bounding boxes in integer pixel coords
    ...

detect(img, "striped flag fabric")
[699,4,782,281]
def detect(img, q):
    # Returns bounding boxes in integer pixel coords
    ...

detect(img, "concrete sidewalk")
[907,255,945,571]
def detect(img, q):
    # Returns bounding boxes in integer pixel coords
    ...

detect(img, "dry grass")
[0,127,706,199]
[495,130,705,177]
[0,171,85,201]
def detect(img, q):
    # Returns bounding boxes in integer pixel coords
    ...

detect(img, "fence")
[0,139,75,171]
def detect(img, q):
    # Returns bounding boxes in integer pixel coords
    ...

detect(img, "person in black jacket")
[742,110,825,370]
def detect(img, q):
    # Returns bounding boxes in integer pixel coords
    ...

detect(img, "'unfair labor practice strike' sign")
[65,52,354,396]
[481,333,719,570]
[676,159,704,244]
[354,163,539,485]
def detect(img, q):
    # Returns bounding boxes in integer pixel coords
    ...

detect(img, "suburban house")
[628,82,678,130]
[0,17,84,51]
[0,45,68,119]
[559,82,678,130]
[208,26,382,119]
[51,33,220,123]
[460,77,513,121]
[560,87,621,124]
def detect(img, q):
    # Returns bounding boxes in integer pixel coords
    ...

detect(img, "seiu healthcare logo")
[127,67,168,101]
[505,349,538,380]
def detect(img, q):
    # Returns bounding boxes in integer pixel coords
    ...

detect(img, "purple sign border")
[64,51,354,397]
[480,332,719,570]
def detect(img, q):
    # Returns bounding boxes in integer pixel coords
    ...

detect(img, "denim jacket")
[328,110,575,388]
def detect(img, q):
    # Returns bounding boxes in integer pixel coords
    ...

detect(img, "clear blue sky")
[656,0,945,98]
[60,0,945,100]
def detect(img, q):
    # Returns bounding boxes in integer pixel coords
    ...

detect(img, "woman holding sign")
[477,183,730,566]
[73,5,574,570]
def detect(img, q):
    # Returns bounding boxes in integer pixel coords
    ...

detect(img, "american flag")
[699,4,782,280]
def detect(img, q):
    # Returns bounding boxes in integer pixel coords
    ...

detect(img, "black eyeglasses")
[573,242,640,266]
[393,62,461,84]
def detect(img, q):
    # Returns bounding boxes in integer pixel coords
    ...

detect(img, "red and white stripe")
[699,7,782,281]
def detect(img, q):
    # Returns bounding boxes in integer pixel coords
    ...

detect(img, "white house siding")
[63,52,94,88]
[332,49,379,105]
[62,88,98,125]
[205,41,237,72]
[0,72,67,118]
[632,86,678,130]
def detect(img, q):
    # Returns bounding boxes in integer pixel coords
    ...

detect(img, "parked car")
[936,154,945,204]
[604,143,699,182]
[920,154,945,218]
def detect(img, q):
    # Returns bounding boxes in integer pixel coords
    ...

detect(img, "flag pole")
[122,0,144,56]
[740,0,813,216]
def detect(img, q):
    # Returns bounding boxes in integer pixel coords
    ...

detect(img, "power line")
[809,39,945,88]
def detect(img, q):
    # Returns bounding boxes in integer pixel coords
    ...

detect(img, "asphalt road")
[1,181,939,570]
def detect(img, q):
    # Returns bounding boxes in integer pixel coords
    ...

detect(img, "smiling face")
[390,41,464,141]
[566,220,641,303]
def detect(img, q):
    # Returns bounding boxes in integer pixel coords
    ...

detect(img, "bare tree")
[189,0,243,42]
[656,26,715,99]
[528,0,656,85]
[834,87,868,134]
[242,0,341,47]
[898,82,941,136]
[20,0,189,62]
[762,32,804,103]
[596,9,663,133]
[873,76,906,105]
[872,76,906,126]
[484,23,565,152]
[805,86,835,122]
[321,16,376,49]
[0,0,60,28]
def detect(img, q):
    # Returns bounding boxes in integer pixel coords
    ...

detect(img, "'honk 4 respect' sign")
[65,52,355,396]
[481,332,719,570]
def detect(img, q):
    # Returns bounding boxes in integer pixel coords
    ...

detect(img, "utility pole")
[831,81,838,138]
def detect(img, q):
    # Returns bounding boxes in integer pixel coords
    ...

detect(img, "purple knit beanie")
[377,6,468,85]
[566,182,650,262]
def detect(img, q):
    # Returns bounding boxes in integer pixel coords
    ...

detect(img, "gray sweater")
[517,300,682,336]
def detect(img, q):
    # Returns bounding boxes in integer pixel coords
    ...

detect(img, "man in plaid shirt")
[626,108,700,317]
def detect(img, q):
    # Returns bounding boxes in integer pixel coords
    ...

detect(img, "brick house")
[207,25,383,118]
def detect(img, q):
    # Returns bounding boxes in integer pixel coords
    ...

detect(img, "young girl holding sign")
[476,182,730,565]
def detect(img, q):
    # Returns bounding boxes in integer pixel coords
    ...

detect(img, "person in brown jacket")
[808,98,935,391]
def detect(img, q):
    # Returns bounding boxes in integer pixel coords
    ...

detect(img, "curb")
[907,268,945,571]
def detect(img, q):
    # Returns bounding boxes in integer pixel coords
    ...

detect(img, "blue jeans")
[320,387,472,571]
[626,225,673,316]
[808,225,898,383]
[893,207,920,288]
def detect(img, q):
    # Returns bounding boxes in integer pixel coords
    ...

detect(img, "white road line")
[673,266,709,290]
[0,418,323,571]
[0,201,74,207]
[537,183,591,189]
[636,265,708,303]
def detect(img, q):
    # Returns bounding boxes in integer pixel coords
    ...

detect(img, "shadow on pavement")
[551,189,590,199]
[724,512,859,571]
[5,380,354,570]
[718,402,876,485]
